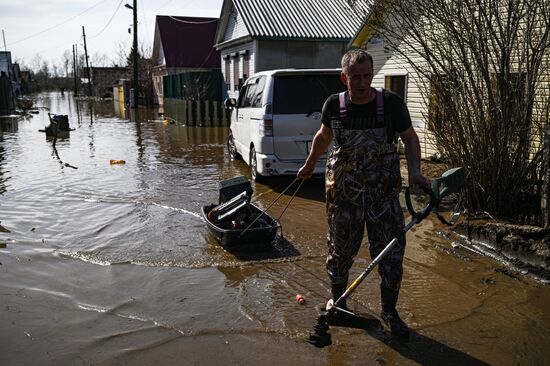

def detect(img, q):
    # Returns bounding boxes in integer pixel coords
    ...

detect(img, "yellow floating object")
[110,159,126,165]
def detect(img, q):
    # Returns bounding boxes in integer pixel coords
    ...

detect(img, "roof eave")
[214,35,253,50]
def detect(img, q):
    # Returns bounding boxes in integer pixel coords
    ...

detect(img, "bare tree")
[30,54,43,74]
[113,40,131,67]
[354,0,550,224]
[62,50,71,78]
[90,52,110,67]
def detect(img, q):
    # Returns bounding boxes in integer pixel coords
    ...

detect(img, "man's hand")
[297,125,333,181]
[297,163,315,180]
[409,171,431,193]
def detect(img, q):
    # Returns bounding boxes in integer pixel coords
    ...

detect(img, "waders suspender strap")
[375,88,384,124]
[338,89,385,122]
[339,92,347,119]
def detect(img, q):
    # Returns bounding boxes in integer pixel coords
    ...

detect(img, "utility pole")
[132,0,138,108]
[72,44,78,96]
[2,29,7,52]
[82,26,91,96]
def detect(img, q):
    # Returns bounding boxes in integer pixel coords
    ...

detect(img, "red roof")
[156,15,220,68]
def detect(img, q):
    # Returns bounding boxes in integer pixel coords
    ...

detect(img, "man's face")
[341,60,374,102]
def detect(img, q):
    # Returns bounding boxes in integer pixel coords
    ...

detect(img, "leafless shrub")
[354,0,550,224]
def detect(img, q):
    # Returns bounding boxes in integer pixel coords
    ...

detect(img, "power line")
[140,0,150,47]
[7,0,110,46]
[167,16,218,24]
[90,0,124,38]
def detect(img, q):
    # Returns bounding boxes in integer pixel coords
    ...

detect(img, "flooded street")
[1,92,549,365]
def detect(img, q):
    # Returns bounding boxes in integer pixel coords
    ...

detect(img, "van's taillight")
[265,103,273,114]
[260,119,273,136]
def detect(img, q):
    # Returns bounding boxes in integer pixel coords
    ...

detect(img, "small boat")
[201,203,281,248]
[202,176,281,249]
[40,113,74,137]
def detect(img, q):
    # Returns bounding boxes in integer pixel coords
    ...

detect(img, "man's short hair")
[341,48,374,75]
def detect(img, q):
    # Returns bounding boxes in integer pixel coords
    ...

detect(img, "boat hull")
[201,204,280,249]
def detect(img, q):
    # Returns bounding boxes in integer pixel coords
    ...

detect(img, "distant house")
[214,0,364,98]
[0,51,16,115]
[90,66,131,99]
[151,15,221,106]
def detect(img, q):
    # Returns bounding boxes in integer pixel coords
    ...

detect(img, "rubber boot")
[326,282,350,326]
[380,285,410,339]
[331,282,348,311]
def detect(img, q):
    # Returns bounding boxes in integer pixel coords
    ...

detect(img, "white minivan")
[225,69,345,182]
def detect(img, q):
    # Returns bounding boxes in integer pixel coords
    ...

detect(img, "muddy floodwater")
[1,92,549,365]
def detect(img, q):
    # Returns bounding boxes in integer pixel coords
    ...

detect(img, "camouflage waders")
[326,89,405,293]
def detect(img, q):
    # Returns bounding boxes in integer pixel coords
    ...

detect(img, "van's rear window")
[272,74,345,114]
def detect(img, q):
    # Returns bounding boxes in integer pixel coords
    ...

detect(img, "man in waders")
[297,48,431,338]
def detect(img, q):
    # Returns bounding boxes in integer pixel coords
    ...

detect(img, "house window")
[224,58,231,90]
[384,75,407,100]
[243,53,250,83]
[233,56,240,91]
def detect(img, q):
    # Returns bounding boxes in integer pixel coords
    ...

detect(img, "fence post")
[205,101,212,126]
[542,130,550,227]
[195,100,201,126]
[186,100,192,126]
[222,104,227,126]
[213,101,219,126]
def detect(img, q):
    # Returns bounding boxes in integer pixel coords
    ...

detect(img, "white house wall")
[221,41,256,98]
[223,4,249,42]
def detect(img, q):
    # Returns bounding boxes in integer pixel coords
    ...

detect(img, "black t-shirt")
[321,89,412,133]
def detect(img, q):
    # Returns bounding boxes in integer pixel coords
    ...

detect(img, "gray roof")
[230,0,366,40]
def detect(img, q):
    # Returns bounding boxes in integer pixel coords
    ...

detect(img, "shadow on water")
[221,236,301,262]
[260,175,326,202]
[365,328,490,366]
[326,311,383,331]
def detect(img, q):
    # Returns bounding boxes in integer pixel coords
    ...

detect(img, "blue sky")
[0,0,223,70]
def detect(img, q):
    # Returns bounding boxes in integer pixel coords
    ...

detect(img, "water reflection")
[0,116,20,133]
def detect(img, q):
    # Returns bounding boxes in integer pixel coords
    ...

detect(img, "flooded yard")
[1,92,549,365]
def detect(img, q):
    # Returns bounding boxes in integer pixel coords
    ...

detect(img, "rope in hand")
[240,178,303,236]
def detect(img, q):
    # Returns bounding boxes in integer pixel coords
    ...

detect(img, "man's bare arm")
[399,126,431,189]
[297,125,333,180]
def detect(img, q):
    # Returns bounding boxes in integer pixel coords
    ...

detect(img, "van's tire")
[250,146,266,183]
[227,133,242,160]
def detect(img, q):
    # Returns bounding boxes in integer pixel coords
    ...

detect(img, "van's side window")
[251,77,266,108]
[242,79,258,108]
[237,84,250,108]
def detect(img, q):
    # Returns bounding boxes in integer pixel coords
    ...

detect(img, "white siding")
[223,5,249,42]
[220,41,256,99]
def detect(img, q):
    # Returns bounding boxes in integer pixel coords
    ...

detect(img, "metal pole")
[132,0,138,108]
[72,44,78,96]
[82,26,91,96]
[2,30,7,52]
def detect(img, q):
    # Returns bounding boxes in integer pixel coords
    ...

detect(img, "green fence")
[163,70,229,126]
[164,71,224,101]
[163,98,230,126]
